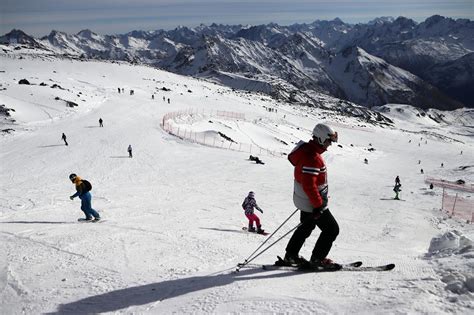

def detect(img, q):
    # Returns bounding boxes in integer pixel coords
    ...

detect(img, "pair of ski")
[259,256,395,272]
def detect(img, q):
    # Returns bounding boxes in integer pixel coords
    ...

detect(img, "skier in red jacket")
[283,123,339,269]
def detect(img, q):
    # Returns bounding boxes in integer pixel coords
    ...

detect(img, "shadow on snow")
[49,268,298,314]
[38,144,66,148]
[200,227,243,234]
[1,220,74,224]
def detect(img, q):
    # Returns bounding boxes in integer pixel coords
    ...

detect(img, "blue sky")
[1,0,473,36]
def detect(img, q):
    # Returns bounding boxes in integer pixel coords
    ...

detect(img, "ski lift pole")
[238,209,298,267]
[235,221,302,272]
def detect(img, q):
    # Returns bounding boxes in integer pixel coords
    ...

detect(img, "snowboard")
[78,218,104,223]
[242,227,269,236]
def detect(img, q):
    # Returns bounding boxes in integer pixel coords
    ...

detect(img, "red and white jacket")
[288,139,328,213]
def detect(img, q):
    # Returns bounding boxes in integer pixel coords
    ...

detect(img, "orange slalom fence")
[441,188,473,223]
[161,109,285,157]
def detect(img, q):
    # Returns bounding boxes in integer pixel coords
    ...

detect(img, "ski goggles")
[328,131,338,143]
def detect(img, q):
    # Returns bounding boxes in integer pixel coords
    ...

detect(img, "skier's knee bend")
[325,222,339,241]
[298,225,315,239]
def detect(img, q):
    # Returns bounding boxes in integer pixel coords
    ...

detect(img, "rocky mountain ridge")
[1,15,472,109]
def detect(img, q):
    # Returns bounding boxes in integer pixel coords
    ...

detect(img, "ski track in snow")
[0,55,473,314]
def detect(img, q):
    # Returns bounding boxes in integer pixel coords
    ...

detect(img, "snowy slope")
[1,55,473,314]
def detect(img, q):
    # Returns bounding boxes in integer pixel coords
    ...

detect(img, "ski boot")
[248,224,256,232]
[256,225,265,234]
[302,257,342,271]
[275,253,308,267]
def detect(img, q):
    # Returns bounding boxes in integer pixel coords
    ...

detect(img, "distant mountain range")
[1,15,473,110]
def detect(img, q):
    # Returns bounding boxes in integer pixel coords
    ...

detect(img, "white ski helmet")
[312,123,338,145]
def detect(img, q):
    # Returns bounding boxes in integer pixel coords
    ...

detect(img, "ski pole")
[239,208,298,266]
[235,221,302,272]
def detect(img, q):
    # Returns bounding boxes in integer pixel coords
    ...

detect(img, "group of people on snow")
[242,123,341,269]
[64,114,134,221]
[66,84,174,221]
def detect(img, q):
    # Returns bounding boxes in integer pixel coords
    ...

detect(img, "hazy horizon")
[1,0,473,37]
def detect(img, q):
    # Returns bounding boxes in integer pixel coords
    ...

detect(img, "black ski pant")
[285,209,339,261]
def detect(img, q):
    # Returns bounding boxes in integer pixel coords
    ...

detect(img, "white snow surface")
[1,55,473,314]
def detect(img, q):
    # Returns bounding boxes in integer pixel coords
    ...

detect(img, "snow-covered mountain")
[1,15,472,110]
[0,29,44,49]
[422,52,474,107]
[326,46,462,110]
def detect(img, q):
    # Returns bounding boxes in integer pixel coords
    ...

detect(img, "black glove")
[312,207,325,219]
[258,209,263,214]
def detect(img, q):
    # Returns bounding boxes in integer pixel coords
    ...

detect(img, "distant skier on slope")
[282,123,339,269]
[61,133,68,146]
[242,191,265,234]
[393,183,402,200]
[128,144,133,158]
[249,155,265,165]
[69,173,101,221]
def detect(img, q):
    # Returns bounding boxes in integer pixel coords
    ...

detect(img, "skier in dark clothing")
[249,155,265,165]
[69,173,100,221]
[128,144,133,158]
[99,118,103,127]
[393,183,402,200]
[61,133,68,146]
[283,123,339,269]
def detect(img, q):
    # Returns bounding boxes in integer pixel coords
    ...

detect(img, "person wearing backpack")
[69,173,100,221]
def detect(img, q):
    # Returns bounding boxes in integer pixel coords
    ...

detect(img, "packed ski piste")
[1,55,473,314]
